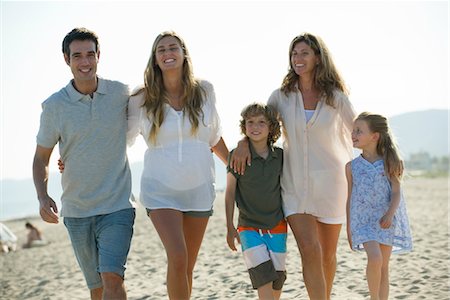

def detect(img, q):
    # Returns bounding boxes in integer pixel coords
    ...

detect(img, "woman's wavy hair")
[356,112,404,180]
[281,33,348,107]
[239,103,281,146]
[135,31,205,144]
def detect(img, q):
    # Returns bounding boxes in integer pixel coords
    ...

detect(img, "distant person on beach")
[230,33,356,299]
[32,27,135,300]
[127,31,229,299]
[346,112,412,300]
[0,223,17,253]
[225,103,286,300]
[23,222,46,248]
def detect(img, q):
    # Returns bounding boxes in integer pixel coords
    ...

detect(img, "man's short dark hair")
[62,27,99,56]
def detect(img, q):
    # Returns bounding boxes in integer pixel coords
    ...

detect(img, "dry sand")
[1,177,448,299]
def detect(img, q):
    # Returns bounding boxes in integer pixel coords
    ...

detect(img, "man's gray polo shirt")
[37,77,133,217]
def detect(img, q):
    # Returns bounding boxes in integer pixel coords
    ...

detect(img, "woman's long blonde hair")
[137,31,205,144]
[281,33,348,107]
[356,112,404,180]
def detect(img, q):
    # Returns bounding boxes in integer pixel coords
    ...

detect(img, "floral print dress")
[349,155,413,253]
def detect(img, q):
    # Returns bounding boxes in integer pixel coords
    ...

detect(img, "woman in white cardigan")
[232,33,356,300]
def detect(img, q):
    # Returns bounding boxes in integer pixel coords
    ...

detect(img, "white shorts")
[317,215,346,225]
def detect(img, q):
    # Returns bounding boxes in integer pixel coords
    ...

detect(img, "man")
[32,28,135,300]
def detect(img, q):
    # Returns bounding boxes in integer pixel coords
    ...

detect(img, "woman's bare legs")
[183,215,209,295]
[317,222,342,299]
[150,209,190,300]
[287,214,326,300]
[150,209,209,299]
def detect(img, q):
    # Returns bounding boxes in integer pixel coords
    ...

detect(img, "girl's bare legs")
[317,222,342,300]
[379,244,392,300]
[150,209,189,300]
[287,214,326,300]
[183,215,209,295]
[364,241,383,300]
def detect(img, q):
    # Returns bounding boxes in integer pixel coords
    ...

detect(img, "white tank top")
[305,109,315,122]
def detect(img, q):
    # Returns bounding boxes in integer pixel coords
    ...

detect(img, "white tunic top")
[268,87,356,218]
[127,80,222,211]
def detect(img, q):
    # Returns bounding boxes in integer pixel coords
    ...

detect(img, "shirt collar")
[249,141,278,161]
[65,76,106,102]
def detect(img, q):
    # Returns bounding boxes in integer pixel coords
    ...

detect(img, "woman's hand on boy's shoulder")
[230,138,251,175]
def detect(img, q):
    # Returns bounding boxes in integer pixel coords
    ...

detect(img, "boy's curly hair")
[239,103,281,146]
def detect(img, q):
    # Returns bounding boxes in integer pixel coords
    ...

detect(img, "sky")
[1,0,448,180]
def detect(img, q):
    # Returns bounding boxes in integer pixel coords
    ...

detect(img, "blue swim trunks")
[237,219,287,290]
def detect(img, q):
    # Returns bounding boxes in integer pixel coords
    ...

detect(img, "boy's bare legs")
[272,288,282,300]
[257,282,274,300]
[317,222,342,300]
[287,214,326,300]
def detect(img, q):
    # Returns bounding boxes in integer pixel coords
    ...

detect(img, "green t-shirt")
[227,143,284,229]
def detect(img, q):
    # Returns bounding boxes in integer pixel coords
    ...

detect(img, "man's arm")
[32,145,59,224]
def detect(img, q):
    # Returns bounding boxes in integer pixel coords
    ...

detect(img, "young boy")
[225,103,287,300]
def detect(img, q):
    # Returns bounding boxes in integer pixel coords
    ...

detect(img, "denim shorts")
[63,208,135,289]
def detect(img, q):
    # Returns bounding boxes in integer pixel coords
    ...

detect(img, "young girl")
[346,112,413,300]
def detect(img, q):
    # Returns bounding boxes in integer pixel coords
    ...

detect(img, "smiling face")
[64,39,99,84]
[154,36,184,72]
[290,41,319,78]
[244,114,270,144]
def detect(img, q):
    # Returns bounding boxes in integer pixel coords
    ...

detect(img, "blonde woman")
[127,31,228,300]
[231,33,356,299]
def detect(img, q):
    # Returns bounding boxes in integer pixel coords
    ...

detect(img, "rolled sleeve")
[127,91,145,147]
[36,101,59,148]
[201,81,222,147]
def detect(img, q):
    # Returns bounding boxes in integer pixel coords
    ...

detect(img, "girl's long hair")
[281,33,348,107]
[137,31,205,144]
[356,112,404,180]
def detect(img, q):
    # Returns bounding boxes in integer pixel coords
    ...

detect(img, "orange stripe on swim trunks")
[238,220,287,234]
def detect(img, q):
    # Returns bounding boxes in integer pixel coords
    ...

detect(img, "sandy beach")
[1,177,448,299]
